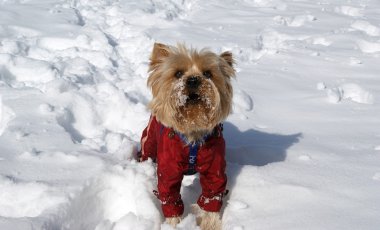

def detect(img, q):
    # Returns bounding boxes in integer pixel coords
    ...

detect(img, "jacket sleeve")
[139,115,158,162]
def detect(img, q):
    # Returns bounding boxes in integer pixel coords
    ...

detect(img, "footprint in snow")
[317,82,327,90]
[228,200,249,210]
[356,40,380,54]
[273,14,316,27]
[298,155,312,161]
[351,20,380,37]
[311,37,332,46]
[233,89,254,113]
[0,96,15,136]
[321,83,374,104]
[349,57,362,65]
[334,6,363,17]
[39,103,54,114]
[248,0,287,10]
[373,173,380,181]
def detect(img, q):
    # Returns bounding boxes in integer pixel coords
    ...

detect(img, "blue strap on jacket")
[185,143,199,175]
[177,132,211,175]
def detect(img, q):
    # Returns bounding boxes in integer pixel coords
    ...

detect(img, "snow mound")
[54,83,148,150]
[0,55,57,87]
[47,162,160,230]
[0,175,66,218]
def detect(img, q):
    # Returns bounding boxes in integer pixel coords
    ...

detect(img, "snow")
[335,6,364,17]
[174,78,188,107]
[325,83,374,104]
[0,175,66,218]
[0,95,15,135]
[1,0,380,229]
[357,39,380,53]
[351,20,380,37]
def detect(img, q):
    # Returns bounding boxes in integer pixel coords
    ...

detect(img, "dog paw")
[200,212,222,230]
[165,217,181,227]
[190,204,222,230]
[190,204,203,225]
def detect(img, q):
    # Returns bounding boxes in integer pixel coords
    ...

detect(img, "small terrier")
[138,43,235,230]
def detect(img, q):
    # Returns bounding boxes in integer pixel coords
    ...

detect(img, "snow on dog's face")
[148,43,235,141]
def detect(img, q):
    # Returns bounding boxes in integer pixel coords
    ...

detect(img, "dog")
[138,43,235,230]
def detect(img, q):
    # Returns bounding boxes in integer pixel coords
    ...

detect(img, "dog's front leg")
[194,148,227,230]
[191,204,222,230]
[155,167,184,227]
[165,217,182,227]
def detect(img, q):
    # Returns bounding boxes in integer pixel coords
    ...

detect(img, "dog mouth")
[186,93,200,105]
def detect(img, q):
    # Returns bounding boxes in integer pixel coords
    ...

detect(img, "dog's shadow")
[181,122,302,215]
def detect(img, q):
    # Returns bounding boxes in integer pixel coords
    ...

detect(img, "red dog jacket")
[139,116,227,217]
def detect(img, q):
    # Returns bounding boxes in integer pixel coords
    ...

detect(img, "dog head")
[147,43,235,141]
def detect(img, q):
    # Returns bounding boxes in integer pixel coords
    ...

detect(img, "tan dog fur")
[148,43,235,143]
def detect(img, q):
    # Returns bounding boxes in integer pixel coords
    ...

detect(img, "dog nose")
[186,76,200,89]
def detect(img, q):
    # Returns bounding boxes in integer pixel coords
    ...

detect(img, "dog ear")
[150,43,170,69]
[219,51,235,78]
[220,51,234,67]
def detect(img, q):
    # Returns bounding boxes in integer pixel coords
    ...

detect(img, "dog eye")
[203,70,212,79]
[175,71,183,78]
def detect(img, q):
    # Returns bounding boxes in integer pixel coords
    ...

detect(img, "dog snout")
[186,76,200,89]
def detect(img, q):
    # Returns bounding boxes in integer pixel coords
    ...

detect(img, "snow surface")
[1,0,380,229]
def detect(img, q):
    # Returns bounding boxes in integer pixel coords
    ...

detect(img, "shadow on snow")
[223,122,302,167]
[181,122,302,216]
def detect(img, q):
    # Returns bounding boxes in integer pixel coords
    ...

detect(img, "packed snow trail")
[1,0,380,229]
